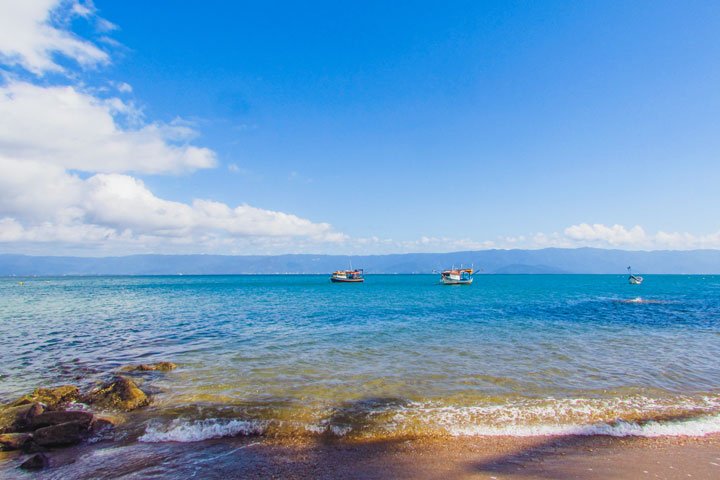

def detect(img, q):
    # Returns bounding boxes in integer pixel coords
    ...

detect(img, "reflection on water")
[1,274,719,438]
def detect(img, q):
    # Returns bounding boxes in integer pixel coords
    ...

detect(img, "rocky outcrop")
[11,385,80,410]
[0,403,44,433]
[0,432,33,451]
[33,421,88,447]
[83,377,149,411]
[1,369,161,470]
[0,370,163,470]
[31,411,94,429]
[20,453,49,470]
[90,416,117,435]
[121,361,177,372]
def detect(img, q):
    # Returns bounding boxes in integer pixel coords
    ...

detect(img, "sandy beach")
[2,433,719,479]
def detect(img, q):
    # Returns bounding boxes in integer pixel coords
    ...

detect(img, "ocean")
[2,274,719,442]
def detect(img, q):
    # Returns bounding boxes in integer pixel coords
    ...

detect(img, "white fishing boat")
[440,266,475,285]
[627,266,643,285]
[330,269,364,283]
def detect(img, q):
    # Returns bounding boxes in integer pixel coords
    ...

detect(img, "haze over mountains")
[2,248,720,275]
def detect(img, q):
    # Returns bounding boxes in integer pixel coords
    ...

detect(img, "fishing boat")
[330,269,364,283]
[440,267,475,285]
[627,266,643,285]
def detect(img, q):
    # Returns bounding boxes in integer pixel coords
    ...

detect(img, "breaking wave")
[444,415,720,437]
[139,418,267,443]
[137,395,720,442]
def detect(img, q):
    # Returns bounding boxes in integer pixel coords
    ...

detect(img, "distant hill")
[2,248,720,275]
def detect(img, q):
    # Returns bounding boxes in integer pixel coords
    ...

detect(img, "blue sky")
[1,1,719,254]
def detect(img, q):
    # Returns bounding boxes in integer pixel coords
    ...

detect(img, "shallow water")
[1,274,719,440]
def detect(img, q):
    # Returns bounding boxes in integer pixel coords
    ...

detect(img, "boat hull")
[441,277,473,285]
[330,277,364,283]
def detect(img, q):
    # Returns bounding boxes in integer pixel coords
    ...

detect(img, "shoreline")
[3,373,720,477]
[2,433,719,479]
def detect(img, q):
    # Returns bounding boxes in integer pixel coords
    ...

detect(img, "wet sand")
[3,434,719,479]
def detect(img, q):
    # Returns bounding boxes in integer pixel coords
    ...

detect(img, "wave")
[139,418,267,443]
[445,415,720,437]
[137,414,720,442]
[614,297,669,304]
[136,395,720,442]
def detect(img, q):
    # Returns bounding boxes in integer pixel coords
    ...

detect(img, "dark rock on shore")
[121,361,177,372]
[89,419,116,442]
[32,411,94,429]
[0,432,33,451]
[11,385,80,410]
[83,377,149,411]
[1,372,159,470]
[0,403,44,433]
[33,421,88,447]
[19,453,48,470]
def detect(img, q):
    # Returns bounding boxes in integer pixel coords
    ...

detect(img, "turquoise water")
[1,274,719,439]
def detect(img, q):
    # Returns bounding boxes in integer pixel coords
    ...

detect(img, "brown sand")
[2,434,718,479]
[231,434,720,479]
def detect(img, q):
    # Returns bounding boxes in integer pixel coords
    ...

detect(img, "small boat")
[440,266,475,285]
[331,269,364,283]
[627,266,643,285]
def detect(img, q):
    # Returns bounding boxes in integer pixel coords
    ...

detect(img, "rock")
[32,411,94,429]
[83,377,149,411]
[0,403,44,433]
[121,361,177,372]
[19,453,48,470]
[11,386,79,410]
[90,417,117,434]
[0,433,33,451]
[33,421,87,447]
[21,440,46,453]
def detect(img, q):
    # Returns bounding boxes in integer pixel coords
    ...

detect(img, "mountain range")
[2,248,720,275]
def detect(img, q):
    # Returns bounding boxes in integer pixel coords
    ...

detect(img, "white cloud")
[83,174,339,239]
[0,1,347,254]
[564,223,646,246]
[0,165,345,252]
[517,223,720,251]
[116,81,132,93]
[70,1,92,18]
[0,81,217,174]
[0,0,109,74]
[341,224,720,255]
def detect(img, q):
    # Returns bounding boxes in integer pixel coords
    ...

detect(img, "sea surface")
[2,274,720,442]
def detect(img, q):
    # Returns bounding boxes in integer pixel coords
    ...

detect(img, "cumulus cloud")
[0,0,109,74]
[0,99,344,251]
[0,1,346,254]
[520,223,720,250]
[563,223,647,246]
[347,224,720,254]
[83,174,339,239]
[0,163,344,250]
[0,82,217,174]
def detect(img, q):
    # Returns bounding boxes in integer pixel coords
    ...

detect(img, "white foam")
[139,418,266,443]
[446,414,720,437]
[138,395,720,441]
[304,422,353,436]
[388,396,720,438]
